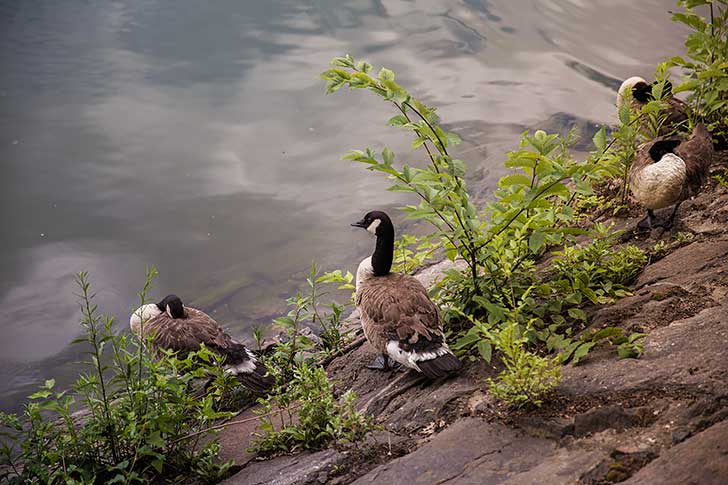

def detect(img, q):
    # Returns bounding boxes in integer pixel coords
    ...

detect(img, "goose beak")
[351,218,367,228]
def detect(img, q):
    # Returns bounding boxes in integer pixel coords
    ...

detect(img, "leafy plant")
[321,55,649,407]
[712,172,728,189]
[393,233,441,275]
[487,323,561,407]
[265,263,355,382]
[0,270,237,484]
[669,0,728,144]
[249,364,374,455]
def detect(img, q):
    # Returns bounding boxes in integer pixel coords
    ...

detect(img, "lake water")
[0,0,686,411]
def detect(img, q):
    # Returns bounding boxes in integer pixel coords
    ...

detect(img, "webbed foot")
[366,355,401,371]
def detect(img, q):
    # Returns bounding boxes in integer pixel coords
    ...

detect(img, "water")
[0,0,686,412]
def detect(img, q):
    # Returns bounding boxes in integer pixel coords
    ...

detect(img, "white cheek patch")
[366,219,381,234]
[166,305,173,319]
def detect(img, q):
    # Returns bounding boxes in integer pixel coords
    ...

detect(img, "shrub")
[669,0,728,143]
[0,271,236,484]
[487,323,561,407]
[249,364,374,455]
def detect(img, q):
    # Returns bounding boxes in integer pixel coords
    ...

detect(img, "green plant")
[669,0,728,139]
[321,56,647,407]
[487,323,561,407]
[0,271,237,484]
[615,332,646,359]
[252,326,264,353]
[249,364,374,454]
[392,233,441,274]
[712,172,728,189]
[266,263,355,382]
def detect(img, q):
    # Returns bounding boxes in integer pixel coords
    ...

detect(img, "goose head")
[351,210,393,237]
[157,294,185,319]
[617,76,649,108]
[352,210,395,279]
[648,139,682,162]
[618,76,675,108]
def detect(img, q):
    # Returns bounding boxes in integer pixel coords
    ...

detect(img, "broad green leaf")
[571,342,595,364]
[477,341,492,363]
[387,114,408,127]
[528,230,546,254]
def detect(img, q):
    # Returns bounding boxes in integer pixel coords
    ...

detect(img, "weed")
[713,173,728,189]
[249,364,374,454]
[487,323,561,407]
[265,263,355,383]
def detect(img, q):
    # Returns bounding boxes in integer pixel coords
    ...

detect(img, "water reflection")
[0,0,685,411]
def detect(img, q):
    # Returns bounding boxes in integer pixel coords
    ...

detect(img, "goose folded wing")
[358,274,442,347]
[146,307,233,355]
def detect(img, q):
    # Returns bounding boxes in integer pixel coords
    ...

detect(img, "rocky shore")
[218,151,728,485]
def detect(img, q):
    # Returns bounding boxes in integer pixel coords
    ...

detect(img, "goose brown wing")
[675,124,714,192]
[143,307,233,355]
[358,273,441,350]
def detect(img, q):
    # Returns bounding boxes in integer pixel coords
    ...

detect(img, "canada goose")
[617,76,688,132]
[130,295,274,392]
[629,123,714,229]
[351,210,462,379]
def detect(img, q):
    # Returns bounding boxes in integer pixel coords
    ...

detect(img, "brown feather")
[675,123,713,194]
[358,273,442,355]
[141,307,235,356]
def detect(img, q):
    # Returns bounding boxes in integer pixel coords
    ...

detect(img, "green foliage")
[266,263,354,382]
[0,271,236,484]
[487,323,561,407]
[249,364,374,455]
[322,55,652,407]
[712,172,728,189]
[669,0,728,140]
[393,234,441,274]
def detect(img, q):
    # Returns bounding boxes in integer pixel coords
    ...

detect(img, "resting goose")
[130,295,274,392]
[617,76,688,133]
[351,210,462,379]
[629,123,714,229]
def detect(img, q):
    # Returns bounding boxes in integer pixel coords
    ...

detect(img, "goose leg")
[366,354,401,371]
[637,209,658,230]
[664,201,683,229]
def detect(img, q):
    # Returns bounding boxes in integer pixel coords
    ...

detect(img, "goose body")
[130,295,274,392]
[629,123,714,228]
[617,76,688,132]
[352,211,461,379]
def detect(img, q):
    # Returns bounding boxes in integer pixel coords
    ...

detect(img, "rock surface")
[222,157,728,484]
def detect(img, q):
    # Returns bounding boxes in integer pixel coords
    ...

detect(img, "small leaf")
[571,342,595,364]
[382,147,395,166]
[477,341,492,363]
[528,231,546,254]
[387,115,408,127]
[378,67,395,82]
[567,307,587,321]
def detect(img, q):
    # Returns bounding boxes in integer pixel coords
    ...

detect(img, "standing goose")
[629,123,714,229]
[617,76,688,132]
[351,210,461,379]
[130,295,274,392]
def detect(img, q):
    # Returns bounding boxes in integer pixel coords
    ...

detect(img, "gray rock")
[353,418,555,484]
[624,420,728,485]
[223,449,344,485]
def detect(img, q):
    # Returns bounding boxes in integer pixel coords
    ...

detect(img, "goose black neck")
[371,221,394,276]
